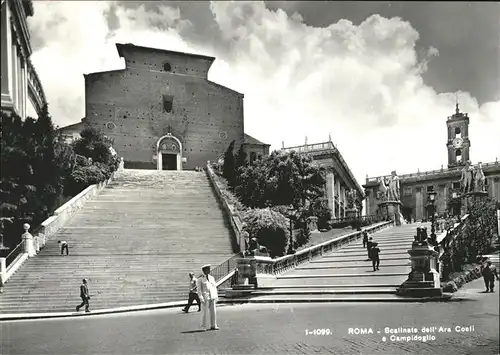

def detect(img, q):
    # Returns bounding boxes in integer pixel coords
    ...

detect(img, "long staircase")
[0,170,235,313]
[238,223,429,301]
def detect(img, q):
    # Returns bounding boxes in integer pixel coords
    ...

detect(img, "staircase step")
[250,288,398,295]
[4,169,235,313]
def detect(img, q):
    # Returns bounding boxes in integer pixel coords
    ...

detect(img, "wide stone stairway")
[0,169,235,313]
[245,223,430,301]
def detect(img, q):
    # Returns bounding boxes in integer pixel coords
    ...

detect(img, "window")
[427,185,434,192]
[403,187,412,196]
[455,127,461,135]
[163,62,172,72]
[163,95,173,113]
[250,152,257,163]
[452,182,460,189]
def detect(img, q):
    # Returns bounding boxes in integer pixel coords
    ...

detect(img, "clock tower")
[446,103,470,168]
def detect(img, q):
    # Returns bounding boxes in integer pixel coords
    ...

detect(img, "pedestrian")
[182,272,201,313]
[76,278,90,312]
[481,259,499,293]
[371,242,381,271]
[0,276,4,294]
[58,240,69,255]
[231,267,239,287]
[366,237,374,261]
[362,231,368,248]
[196,264,219,331]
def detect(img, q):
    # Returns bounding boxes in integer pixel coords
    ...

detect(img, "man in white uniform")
[196,264,219,331]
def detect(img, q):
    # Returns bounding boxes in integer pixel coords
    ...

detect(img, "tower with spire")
[446,95,470,168]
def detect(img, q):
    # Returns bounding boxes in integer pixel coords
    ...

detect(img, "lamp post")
[287,205,295,254]
[428,191,438,244]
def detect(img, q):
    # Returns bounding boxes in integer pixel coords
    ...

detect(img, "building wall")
[245,144,270,163]
[84,48,244,170]
[1,0,45,119]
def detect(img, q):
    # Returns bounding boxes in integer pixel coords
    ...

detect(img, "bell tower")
[446,101,470,168]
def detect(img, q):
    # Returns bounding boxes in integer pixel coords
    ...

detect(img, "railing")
[437,214,470,280]
[5,242,24,268]
[254,220,394,276]
[366,161,500,184]
[2,223,44,268]
[282,141,336,153]
[329,214,379,228]
[212,252,243,283]
[212,252,243,291]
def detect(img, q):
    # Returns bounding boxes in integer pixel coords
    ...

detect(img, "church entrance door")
[156,134,183,171]
[162,153,177,170]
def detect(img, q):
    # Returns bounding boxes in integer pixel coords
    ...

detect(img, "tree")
[65,126,119,196]
[72,127,113,166]
[242,208,290,258]
[222,140,236,187]
[0,106,73,250]
[234,150,327,211]
[235,144,248,169]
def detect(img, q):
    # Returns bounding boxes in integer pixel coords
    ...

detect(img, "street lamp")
[287,205,296,254]
[427,191,438,244]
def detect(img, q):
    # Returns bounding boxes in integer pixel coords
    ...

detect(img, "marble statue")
[22,223,36,257]
[473,162,485,192]
[377,177,388,202]
[346,189,356,209]
[460,161,474,193]
[388,171,400,201]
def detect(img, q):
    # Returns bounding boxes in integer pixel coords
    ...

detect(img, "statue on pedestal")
[388,170,400,201]
[377,177,389,202]
[414,227,428,243]
[460,161,474,193]
[473,162,485,192]
[346,189,356,209]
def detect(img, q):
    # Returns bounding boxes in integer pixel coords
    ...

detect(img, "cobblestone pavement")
[1,279,498,355]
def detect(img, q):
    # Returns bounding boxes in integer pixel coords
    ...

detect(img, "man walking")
[76,279,90,312]
[58,240,69,255]
[362,231,369,248]
[182,272,201,313]
[481,259,499,293]
[366,237,374,261]
[197,264,219,331]
[371,242,381,271]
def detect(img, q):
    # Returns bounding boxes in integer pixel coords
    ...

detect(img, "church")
[60,43,269,170]
[363,104,500,221]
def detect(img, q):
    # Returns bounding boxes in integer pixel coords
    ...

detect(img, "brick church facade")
[60,43,269,170]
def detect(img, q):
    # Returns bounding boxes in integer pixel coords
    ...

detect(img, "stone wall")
[84,47,244,170]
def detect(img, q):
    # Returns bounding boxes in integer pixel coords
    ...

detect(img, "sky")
[26,1,500,185]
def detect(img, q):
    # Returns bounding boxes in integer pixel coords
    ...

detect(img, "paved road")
[1,279,498,355]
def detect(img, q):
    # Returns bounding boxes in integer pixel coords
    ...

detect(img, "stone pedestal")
[226,258,257,298]
[397,240,442,297]
[378,201,402,226]
[307,216,319,233]
[461,191,488,216]
[346,208,357,219]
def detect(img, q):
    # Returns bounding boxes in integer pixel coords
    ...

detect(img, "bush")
[65,164,108,196]
[242,208,290,258]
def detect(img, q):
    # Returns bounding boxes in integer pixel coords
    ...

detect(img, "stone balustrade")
[436,213,470,279]
[26,58,47,116]
[253,220,394,276]
[205,161,246,252]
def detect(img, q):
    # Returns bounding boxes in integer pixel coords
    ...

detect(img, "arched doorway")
[157,134,182,171]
